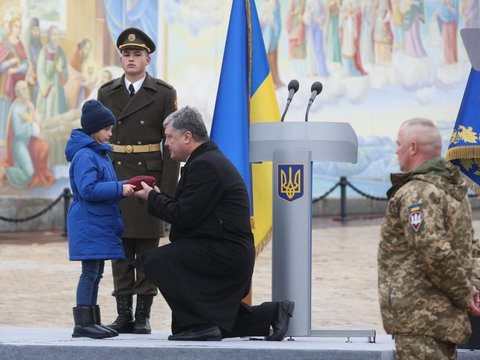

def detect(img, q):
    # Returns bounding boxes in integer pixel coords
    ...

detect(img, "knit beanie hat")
[81,99,116,135]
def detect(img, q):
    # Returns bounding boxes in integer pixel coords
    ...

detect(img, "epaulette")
[99,79,116,89]
[155,78,174,90]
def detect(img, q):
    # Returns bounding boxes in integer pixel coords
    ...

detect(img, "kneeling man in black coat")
[133,106,294,341]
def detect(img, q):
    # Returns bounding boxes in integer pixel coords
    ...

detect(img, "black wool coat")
[97,73,179,239]
[135,141,255,332]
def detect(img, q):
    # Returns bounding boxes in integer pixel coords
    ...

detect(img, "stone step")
[1,328,479,360]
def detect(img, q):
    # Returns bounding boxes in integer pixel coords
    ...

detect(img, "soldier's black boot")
[108,295,135,333]
[93,305,118,337]
[72,306,113,339]
[133,295,153,334]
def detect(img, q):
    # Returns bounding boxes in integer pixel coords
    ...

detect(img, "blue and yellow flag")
[446,68,480,193]
[211,0,280,253]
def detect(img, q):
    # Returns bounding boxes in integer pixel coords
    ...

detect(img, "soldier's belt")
[111,143,161,154]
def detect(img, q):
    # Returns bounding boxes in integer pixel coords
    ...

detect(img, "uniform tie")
[128,84,135,97]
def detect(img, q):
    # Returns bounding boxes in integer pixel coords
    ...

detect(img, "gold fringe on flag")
[461,172,480,195]
[446,145,480,161]
[250,216,272,257]
[255,229,272,257]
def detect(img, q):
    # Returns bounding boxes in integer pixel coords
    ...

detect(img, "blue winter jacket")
[65,129,125,260]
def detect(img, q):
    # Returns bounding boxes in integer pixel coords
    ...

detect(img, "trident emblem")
[278,164,304,202]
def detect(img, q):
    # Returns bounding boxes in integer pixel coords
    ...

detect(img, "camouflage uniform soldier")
[378,118,480,360]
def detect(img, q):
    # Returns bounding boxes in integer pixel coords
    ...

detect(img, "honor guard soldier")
[97,27,180,335]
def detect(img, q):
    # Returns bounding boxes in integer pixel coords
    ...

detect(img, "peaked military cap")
[116,27,156,54]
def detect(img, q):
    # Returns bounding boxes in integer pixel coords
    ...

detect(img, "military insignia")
[408,203,423,232]
[128,33,136,41]
[278,164,303,202]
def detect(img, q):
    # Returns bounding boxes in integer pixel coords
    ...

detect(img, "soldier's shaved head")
[396,118,442,172]
[401,118,442,156]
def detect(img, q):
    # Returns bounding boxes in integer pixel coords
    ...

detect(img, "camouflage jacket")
[378,158,474,343]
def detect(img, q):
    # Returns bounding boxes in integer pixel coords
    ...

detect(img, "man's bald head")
[396,118,442,172]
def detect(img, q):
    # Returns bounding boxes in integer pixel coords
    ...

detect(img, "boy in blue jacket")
[65,100,136,338]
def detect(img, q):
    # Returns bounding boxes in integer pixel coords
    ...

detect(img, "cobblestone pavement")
[2,215,478,334]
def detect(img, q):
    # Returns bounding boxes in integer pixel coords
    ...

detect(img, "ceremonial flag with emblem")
[446,29,480,193]
[211,0,280,254]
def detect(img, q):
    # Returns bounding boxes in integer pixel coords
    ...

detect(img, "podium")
[250,121,375,340]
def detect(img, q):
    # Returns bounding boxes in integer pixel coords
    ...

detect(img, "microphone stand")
[281,80,299,122]
[281,100,292,122]
[305,82,323,122]
[305,100,313,122]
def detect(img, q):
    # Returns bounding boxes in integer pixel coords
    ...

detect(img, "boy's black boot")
[93,305,118,337]
[72,306,113,339]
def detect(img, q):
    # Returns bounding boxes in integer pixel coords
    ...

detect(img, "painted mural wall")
[0,0,475,199]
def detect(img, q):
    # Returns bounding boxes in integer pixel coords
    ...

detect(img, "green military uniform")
[98,74,179,243]
[97,27,179,334]
[378,158,475,359]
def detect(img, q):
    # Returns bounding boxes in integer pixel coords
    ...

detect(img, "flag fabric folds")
[446,68,480,193]
[211,0,280,253]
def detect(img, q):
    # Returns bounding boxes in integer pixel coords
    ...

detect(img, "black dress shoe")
[265,300,295,341]
[168,325,222,341]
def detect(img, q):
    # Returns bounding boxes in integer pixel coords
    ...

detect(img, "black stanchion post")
[62,188,72,237]
[340,176,347,221]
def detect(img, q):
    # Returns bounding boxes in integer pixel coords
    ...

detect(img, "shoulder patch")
[408,203,423,232]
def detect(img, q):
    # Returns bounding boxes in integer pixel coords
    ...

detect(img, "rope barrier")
[312,182,340,203]
[345,180,388,201]
[312,177,478,203]
[311,177,479,221]
[312,178,383,203]
[0,179,476,226]
[0,188,72,224]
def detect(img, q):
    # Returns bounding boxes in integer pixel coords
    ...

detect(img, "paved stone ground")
[1,214,479,335]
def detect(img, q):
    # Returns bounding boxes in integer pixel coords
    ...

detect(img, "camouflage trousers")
[394,335,457,360]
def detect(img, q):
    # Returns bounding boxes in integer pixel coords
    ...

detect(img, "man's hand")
[134,181,160,200]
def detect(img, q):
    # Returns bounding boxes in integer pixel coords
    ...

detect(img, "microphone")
[280,79,299,122]
[305,81,323,122]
